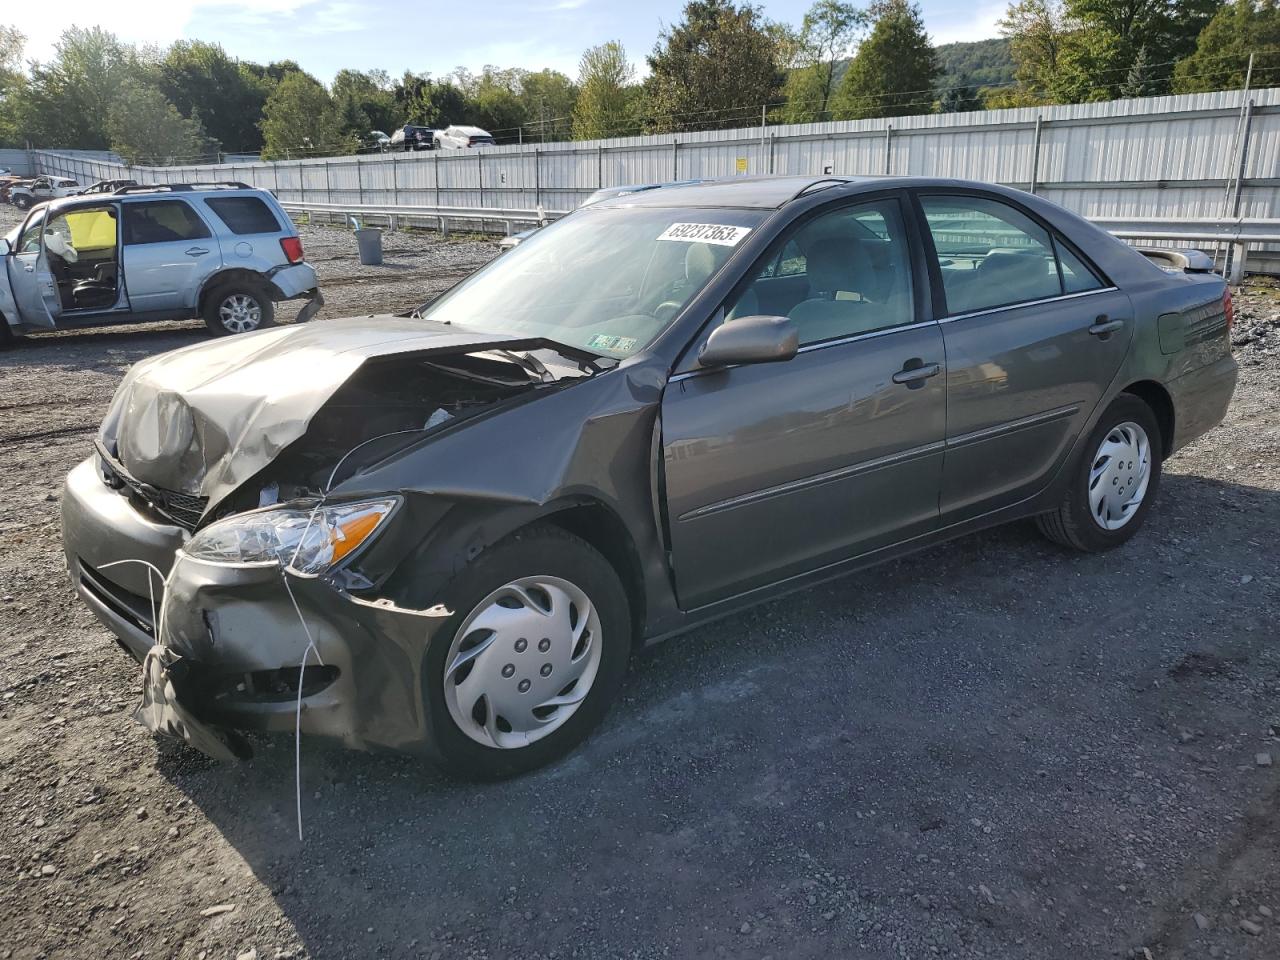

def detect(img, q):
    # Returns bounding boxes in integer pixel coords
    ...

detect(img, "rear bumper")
[268,261,320,300]
[61,455,449,758]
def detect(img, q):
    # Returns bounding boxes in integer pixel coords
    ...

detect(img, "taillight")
[1223,286,1234,332]
[280,236,304,264]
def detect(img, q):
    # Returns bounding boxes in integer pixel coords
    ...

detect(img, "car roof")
[591,175,1045,210]
[39,184,270,214]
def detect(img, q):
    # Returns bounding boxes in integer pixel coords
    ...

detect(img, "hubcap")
[1088,420,1151,531]
[218,294,262,333]
[442,576,602,749]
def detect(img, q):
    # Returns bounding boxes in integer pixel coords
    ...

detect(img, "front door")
[6,208,59,328]
[661,195,946,609]
[915,191,1134,522]
[120,199,219,313]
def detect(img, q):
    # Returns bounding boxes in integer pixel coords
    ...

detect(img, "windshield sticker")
[586,334,638,353]
[657,223,752,246]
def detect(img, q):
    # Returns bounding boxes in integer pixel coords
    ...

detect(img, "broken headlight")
[181,498,399,574]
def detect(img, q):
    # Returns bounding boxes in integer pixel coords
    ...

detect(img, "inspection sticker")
[656,222,752,246]
[586,334,638,353]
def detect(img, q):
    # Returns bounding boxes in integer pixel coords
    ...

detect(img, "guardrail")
[1093,217,1280,282]
[279,200,569,236]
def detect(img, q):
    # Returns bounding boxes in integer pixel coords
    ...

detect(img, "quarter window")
[920,195,1101,314]
[122,200,211,245]
[204,196,281,235]
[724,198,915,344]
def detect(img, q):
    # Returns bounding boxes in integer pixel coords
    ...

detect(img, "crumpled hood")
[98,315,561,507]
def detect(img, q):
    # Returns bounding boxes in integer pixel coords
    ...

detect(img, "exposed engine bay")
[234,351,548,512]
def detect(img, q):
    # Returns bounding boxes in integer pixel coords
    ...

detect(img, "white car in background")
[435,125,497,149]
[10,176,81,209]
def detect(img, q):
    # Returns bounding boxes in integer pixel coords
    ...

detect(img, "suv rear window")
[122,200,211,244]
[204,196,281,235]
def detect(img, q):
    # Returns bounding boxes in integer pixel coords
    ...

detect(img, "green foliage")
[1173,0,1280,92]
[107,78,209,163]
[0,27,25,147]
[781,0,869,122]
[935,38,1016,88]
[831,0,938,118]
[157,41,271,153]
[644,0,787,132]
[573,42,636,139]
[260,72,351,159]
[332,68,398,139]
[520,69,578,141]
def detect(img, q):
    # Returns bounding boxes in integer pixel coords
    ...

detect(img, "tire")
[12,195,30,210]
[1035,393,1163,552]
[423,524,632,780]
[201,282,275,336]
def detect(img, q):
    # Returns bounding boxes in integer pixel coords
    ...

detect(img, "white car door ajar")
[6,209,60,328]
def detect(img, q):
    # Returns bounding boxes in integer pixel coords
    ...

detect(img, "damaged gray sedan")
[62,176,1237,778]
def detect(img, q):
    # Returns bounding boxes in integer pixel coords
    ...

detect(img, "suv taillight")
[280,236,304,264]
[1223,286,1234,332]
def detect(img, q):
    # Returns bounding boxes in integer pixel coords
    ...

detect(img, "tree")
[158,41,270,153]
[573,41,636,139]
[1173,0,1280,92]
[520,69,578,141]
[260,72,349,159]
[998,0,1075,102]
[395,72,468,128]
[1119,44,1159,95]
[939,83,984,111]
[831,0,937,118]
[643,0,787,132]
[332,68,398,138]
[450,67,527,138]
[15,27,143,149]
[0,27,25,147]
[108,78,208,163]
[781,0,868,122]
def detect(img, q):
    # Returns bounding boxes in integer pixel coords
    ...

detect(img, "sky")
[7,0,1007,82]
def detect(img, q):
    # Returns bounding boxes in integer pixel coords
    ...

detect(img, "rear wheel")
[12,195,31,210]
[424,524,631,779]
[1036,394,1162,551]
[202,282,274,336]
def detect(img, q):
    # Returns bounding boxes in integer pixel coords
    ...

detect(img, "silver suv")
[0,182,322,342]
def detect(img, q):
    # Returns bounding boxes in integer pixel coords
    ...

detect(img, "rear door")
[914,190,1133,522]
[6,208,60,328]
[661,193,946,609]
[120,198,220,313]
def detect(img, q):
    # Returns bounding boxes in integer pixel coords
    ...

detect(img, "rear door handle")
[185,246,210,257]
[1088,316,1125,337]
[892,360,941,387]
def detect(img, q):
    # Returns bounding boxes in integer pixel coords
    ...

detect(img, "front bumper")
[61,456,450,758]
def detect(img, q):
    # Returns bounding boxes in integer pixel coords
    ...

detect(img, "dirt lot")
[1,206,1278,960]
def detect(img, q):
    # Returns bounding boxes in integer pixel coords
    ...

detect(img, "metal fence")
[26,87,1280,271]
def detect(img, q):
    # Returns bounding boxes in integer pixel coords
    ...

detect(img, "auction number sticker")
[657,223,752,246]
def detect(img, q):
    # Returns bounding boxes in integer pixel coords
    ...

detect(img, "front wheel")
[424,524,631,779]
[12,195,30,210]
[1036,394,1163,551]
[202,283,274,336]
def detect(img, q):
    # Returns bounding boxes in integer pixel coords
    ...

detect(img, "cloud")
[928,1,1006,45]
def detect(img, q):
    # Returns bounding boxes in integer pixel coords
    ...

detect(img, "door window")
[920,195,1103,314]
[122,200,211,245]
[723,197,915,344]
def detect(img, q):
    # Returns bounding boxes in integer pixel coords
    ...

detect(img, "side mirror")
[699,315,798,368]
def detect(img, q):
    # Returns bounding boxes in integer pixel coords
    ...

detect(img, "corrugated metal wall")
[27,86,1279,243]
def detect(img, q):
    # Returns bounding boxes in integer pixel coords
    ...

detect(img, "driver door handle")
[892,360,941,387]
[185,246,210,257]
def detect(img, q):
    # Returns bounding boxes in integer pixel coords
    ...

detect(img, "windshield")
[421,205,764,358]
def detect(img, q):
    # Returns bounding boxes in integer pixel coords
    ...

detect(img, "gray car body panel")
[61,175,1237,757]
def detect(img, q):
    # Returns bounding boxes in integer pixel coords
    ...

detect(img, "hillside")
[824,37,1013,100]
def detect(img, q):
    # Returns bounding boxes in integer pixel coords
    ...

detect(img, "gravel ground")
[1,207,1278,960]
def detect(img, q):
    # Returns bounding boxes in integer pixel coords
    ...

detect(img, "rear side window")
[204,196,281,235]
[122,200,210,245]
[920,195,1102,314]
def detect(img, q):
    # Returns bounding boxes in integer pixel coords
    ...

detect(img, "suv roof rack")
[113,181,253,195]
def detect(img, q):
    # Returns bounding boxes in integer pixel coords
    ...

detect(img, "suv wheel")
[12,195,30,210]
[1036,393,1163,552]
[203,283,275,336]
[424,524,632,779]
